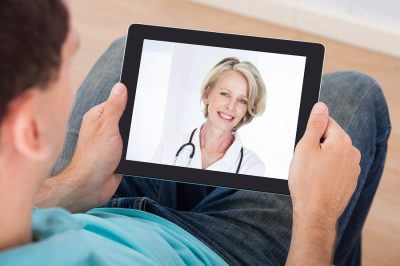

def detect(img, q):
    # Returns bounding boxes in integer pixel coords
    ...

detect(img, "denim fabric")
[52,37,391,265]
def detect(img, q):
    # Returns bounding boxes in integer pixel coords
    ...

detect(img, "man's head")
[0,0,78,178]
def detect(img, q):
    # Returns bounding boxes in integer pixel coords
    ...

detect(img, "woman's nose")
[226,99,235,111]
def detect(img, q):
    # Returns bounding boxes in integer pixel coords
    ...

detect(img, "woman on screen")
[152,57,267,176]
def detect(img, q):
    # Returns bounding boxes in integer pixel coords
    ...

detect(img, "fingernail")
[312,102,326,114]
[112,84,124,95]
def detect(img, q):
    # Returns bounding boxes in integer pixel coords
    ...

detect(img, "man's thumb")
[303,102,329,146]
[104,83,127,120]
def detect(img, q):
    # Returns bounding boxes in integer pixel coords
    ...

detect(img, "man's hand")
[286,102,361,265]
[35,83,128,213]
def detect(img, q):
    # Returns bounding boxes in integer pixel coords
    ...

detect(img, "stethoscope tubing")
[175,128,243,174]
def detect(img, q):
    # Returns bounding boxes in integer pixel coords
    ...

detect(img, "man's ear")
[9,89,51,161]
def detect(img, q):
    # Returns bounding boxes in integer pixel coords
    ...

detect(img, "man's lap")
[52,37,390,265]
[106,183,293,265]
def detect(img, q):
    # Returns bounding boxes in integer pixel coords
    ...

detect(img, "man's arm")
[35,83,127,213]
[286,102,361,265]
[35,166,121,213]
[287,211,337,265]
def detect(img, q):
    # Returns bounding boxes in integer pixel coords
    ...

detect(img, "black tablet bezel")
[116,24,324,195]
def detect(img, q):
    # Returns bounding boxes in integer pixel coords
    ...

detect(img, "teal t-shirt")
[0,207,227,265]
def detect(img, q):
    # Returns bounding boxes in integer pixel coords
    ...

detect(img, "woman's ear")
[10,90,51,161]
[203,86,210,104]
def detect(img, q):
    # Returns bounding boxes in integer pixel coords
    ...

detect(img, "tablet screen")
[117,24,324,194]
[125,39,306,180]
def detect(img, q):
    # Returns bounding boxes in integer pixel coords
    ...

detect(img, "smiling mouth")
[218,111,234,121]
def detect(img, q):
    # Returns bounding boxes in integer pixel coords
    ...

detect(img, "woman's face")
[204,70,249,132]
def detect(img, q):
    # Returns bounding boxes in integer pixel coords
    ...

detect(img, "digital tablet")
[116,24,324,195]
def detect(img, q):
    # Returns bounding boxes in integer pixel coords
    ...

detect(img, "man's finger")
[302,102,329,147]
[322,117,351,147]
[103,83,128,121]
[84,102,106,122]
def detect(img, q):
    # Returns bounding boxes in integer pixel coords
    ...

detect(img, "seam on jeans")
[137,197,147,210]
[343,82,377,136]
[142,198,152,212]
[156,182,163,204]
[375,127,391,143]
[114,198,121,208]
[134,197,142,210]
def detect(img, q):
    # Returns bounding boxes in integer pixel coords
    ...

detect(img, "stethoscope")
[175,128,244,174]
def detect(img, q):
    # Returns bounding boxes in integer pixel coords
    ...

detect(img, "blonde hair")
[200,57,267,130]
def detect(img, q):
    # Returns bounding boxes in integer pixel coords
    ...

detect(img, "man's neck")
[0,163,38,251]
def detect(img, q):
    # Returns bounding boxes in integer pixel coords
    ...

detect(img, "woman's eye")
[240,99,247,105]
[220,92,229,97]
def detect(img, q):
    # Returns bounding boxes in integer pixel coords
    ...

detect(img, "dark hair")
[0,0,69,124]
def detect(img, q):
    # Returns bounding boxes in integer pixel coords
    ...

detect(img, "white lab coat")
[151,126,265,176]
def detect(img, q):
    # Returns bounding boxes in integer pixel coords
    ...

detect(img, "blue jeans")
[52,38,391,265]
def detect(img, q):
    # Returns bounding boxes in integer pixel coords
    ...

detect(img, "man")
[0,0,391,265]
